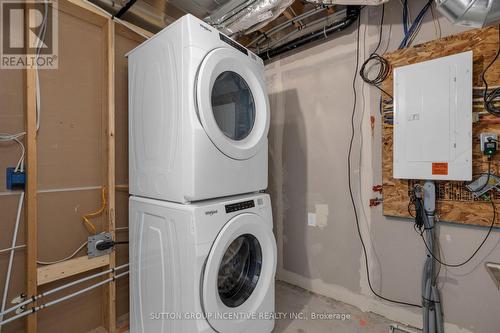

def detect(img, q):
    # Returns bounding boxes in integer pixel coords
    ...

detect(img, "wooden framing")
[37,255,110,286]
[103,18,117,333]
[15,1,152,332]
[25,5,38,331]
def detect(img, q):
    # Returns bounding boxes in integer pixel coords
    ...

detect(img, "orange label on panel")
[432,162,448,175]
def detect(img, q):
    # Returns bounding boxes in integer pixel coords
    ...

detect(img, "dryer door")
[201,213,276,332]
[196,47,270,160]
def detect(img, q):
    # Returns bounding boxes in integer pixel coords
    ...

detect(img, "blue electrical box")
[6,168,25,190]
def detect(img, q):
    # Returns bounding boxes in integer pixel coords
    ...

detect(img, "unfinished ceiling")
[88,0,362,55]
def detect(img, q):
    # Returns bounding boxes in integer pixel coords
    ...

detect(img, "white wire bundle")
[0,132,26,173]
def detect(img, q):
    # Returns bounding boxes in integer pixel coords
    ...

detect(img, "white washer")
[127,14,270,203]
[129,193,277,333]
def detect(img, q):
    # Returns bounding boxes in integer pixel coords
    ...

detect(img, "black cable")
[113,0,138,18]
[481,25,500,117]
[359,4,393,100]
[413,189,497,268]
[348,14,421,309]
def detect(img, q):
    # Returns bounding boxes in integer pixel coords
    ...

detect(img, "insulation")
[436,0,500,28]
[305,0,388,4]
[205,0,294,35]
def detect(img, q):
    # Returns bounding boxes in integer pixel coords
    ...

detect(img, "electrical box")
[393,51,472,181]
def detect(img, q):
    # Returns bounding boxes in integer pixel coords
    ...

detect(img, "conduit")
[0,264,129,326]
[0,192,24,333]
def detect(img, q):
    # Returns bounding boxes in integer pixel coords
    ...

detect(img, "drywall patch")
[315,204,329,229]
[307,203,329,229]
[308,212,316,226]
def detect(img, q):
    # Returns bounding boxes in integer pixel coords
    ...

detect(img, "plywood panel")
[0,195,26,333]
[38,190,104,261]
[37,10,106,190]
[0,64,25,191]
[37,278,103,333]
[381,26,500,228]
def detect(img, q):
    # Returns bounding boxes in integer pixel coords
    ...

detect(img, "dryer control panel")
[225,200,255,213]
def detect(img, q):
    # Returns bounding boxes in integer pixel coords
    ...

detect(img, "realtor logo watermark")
[1,0,58,69]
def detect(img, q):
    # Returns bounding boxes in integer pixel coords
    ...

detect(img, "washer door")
[201,213,276,332]
[196,48,270,160]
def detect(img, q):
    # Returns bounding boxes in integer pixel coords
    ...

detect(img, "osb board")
[381,26,500,228]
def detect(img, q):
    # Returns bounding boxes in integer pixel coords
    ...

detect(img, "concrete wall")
[266,2,500,332]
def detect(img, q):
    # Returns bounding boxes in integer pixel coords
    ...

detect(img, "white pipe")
[0,245,26,255]
[0,271,129,327]
[0,263,129,319]
[0,192,24,333]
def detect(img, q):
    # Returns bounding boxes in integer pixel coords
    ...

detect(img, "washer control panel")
[225,200,255,213]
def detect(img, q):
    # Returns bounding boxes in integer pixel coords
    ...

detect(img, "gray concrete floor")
[274,281,396,333]
[116,281,403,333]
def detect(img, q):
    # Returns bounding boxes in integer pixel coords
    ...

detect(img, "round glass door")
[196,47,270,160]
[211,72,256,141]
[201,213,276,333]
[217,234,262,308]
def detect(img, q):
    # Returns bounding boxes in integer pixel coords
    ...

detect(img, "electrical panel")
[393,51,472,181]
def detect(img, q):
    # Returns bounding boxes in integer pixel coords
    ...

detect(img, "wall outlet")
[480,133,497,152]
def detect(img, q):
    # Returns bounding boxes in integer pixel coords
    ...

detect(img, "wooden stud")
[25,3,38,332]
[103,18,117,333]
[37,255,110,286]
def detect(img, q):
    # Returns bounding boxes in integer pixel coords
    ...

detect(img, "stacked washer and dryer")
[127,14,277,333]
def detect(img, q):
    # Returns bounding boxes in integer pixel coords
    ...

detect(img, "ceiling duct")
[304,0,388,4]
[204,0,294,36]
[436,0,500,27]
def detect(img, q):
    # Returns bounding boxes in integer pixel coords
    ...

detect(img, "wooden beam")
[59,0,110,27]
[114,18,154,41]
[103,18,117,333]
[37,255,110,286]
[25,3,38,332]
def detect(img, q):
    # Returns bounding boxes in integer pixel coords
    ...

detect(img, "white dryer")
[127,14,270,203]
[129,193,277,333]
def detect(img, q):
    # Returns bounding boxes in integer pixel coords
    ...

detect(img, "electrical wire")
[36,241,88,266]
[467,159,492,194]
[399,0,432,49]
[0,132,26,173]
[412,187,497,268]
[81,186,107,235]
[481,26,500,117]
[348,13,421,309]
[359,4,392,101]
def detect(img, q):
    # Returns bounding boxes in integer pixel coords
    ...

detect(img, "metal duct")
[205,0,294,35]
[305,0,388,4]
[436,0,500,27]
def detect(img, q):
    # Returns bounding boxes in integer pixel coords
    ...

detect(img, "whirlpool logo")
[205,210,218,216]
[199,23,212,33]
